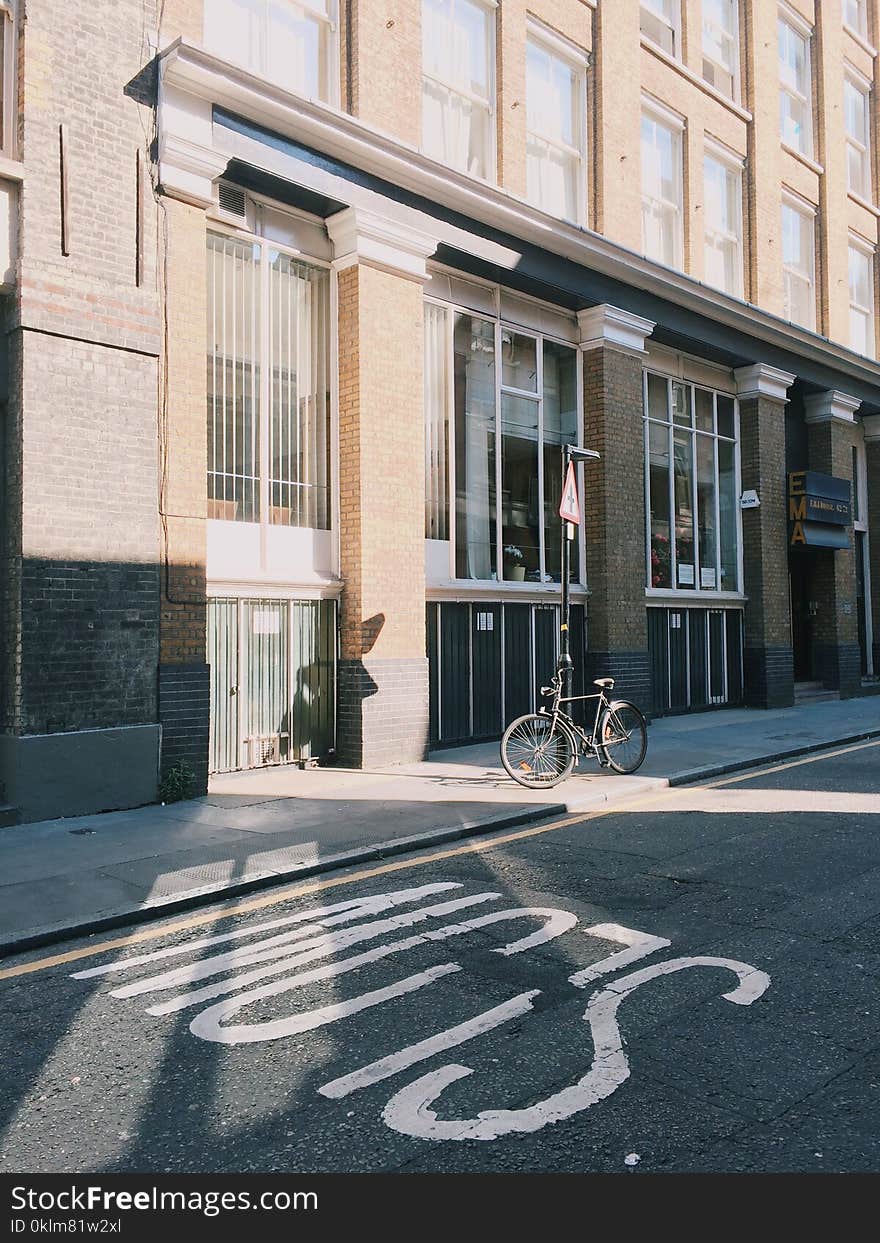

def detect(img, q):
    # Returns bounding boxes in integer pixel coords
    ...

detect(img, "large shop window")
[424,302,581,584]
[422,0,495,181]
[203,0,338,102]
[206,231,331,529]
[644,372,741,594]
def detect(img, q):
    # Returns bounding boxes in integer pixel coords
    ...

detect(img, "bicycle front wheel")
[598,701,648,774]
[501,713,576,789]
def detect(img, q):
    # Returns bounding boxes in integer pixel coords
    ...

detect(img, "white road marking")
[117,892,503,1003]
[382,956,771,1141]
[175,908,577,1038]
[318,991,541,1100]
[189,962,462,1044]
[569,923,671,987]
[72,884,459,979]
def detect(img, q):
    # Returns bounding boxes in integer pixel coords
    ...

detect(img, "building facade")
[2,0,880,822]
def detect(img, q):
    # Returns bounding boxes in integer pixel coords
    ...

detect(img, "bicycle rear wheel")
[501,713,576,789]
[598,701,648,774]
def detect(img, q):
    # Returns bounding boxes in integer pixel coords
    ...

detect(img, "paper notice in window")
[677,563,695,585]
[700,568,717,589]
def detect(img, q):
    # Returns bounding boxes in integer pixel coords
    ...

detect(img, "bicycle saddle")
[593,677,614,689]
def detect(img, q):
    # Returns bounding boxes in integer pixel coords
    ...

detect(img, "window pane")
[640,0,677,55]
[702,0,737,97]
[542,341,578,582]
[422,78,491,178]
[647,372,670,421]
[718,438,737,590]
[425,303,450,539]
[716,394,735,439]
[268,252,331,529]
[642,114,682,266]
[673,427,696,587]
[501,330,538,391]
[672,381,691,426]
[204,0,332,99]
[696,434,717,588]
[648,422,672,588]
[501,394,540,581]
[454,315,497,579]
[782,203,815,329]
[422,0,493,179]
[703,154,742,296]
[695,388,714,432]
[207,233,261,523]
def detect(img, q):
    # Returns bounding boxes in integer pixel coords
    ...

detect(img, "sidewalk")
[2,695,879,955]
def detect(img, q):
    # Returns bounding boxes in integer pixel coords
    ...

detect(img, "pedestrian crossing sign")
[558,461,580,524]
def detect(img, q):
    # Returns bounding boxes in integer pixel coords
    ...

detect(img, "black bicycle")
[500,669,648,788]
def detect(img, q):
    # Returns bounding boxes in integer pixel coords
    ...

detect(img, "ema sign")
[788,471,851,549]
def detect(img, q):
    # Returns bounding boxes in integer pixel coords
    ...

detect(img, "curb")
[2,729,878,960]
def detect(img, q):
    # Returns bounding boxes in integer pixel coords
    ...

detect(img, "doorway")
[789,554,813,682]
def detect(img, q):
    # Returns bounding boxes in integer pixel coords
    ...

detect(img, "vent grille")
[218,183,248,218]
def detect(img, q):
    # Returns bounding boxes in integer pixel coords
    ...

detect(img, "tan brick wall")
[159,197,208,666]
[337,261,426,662]
[349,0,422,146]
[160,0,204,44]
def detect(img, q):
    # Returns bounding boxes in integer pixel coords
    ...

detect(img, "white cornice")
[326,206,439,281]
[863,413,880,442]
[577,305,655,355]
[734,363,796,402]
[804,390,862,425]
[157,40,880,394]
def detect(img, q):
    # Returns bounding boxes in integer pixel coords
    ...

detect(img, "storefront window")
[645,372,740,593]
[426,302,581,584]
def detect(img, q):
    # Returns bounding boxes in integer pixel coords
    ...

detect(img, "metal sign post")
[558,444,600,696]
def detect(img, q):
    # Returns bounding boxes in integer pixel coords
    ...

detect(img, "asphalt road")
[2,739,880,1175]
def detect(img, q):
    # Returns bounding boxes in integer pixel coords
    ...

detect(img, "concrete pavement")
[1,695,879,954]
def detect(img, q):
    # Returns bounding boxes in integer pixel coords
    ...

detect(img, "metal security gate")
[648,606,744,716]
[208,597,336,774]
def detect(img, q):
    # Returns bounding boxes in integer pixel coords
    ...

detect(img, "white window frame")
[641,97,685,271]
[525,19,588,226]
[423,282,586,589]
[0,0,17,158]
[421,0,497,183]
[642,368,744,600]
[781,191,816,331]
[640,0,682,60]
[703,138,744,299]
[202,0,340,106]
[844,65,873,202]
[702,0,740,102]
[848,233,876,358]
[778,5,814,159]
[844,0,869,40]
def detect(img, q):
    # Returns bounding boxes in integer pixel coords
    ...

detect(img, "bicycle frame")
[536,674,612,757]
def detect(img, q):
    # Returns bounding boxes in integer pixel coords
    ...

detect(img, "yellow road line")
[3,734,878,981]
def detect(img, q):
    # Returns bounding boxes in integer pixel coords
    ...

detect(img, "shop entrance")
[789,552,814,682]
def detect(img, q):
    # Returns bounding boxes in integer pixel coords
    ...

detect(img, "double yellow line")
[2,736,877,982]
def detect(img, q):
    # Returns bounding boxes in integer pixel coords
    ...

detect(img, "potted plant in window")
[504,544,526,581]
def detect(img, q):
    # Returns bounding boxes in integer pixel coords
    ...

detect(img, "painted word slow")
[73,882,770,1142]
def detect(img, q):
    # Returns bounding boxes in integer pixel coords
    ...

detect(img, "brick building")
[2,0,880,822]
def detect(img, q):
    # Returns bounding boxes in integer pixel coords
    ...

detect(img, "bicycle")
[500,669,648,788]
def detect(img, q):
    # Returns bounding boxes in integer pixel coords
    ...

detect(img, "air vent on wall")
[217,182,248,219]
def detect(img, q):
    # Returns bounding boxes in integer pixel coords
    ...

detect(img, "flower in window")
[503,544,524,562]
[650,533,671,587]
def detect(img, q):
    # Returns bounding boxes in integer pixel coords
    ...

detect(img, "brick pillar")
[578,306,655,715]
[328,208,438,767]
[865,416,880,675]
[805,391,862,697]
[734,364,796,708]
[158,198,210,793]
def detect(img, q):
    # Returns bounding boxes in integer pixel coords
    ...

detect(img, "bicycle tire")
[597,701,648,774]
[500,713,576,789]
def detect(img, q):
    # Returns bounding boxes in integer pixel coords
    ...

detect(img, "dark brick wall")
[20,560,159,734]
[868,442,880,664]
[744,644,795,709]
[585,649,652,718]
[337,657,429,767]
[739,394,794,708]
[159,662,210,794]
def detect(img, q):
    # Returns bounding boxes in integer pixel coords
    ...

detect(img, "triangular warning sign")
[558,461,580,525]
